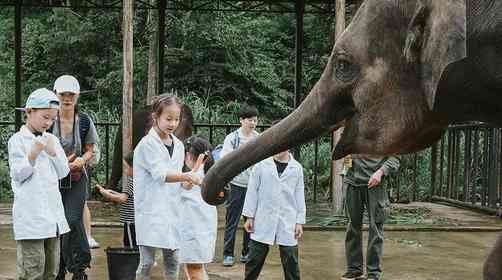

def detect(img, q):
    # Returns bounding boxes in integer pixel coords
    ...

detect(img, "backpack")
[212,130,239,161]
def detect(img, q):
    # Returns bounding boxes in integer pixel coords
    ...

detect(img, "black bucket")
[105,247,139,280]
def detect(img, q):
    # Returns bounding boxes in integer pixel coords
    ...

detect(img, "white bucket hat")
[53,75,80,94]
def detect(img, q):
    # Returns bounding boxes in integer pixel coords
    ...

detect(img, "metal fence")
[1,121,501,212]
[430,124,502,214]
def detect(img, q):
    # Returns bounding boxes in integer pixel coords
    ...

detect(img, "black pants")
[245,240,300,280]
[223,184,250,257]
[58,177,91,274]
[123,222,137,248]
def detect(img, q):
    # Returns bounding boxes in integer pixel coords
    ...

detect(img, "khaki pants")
[16,237,60,280]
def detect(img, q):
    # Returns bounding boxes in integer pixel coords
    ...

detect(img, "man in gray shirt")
[221,105,259,267]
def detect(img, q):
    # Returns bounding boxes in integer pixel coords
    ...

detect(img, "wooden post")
[332,0,346,215]
[157,0,166,96]
[146,0,158,105]
[293,0,304,161]
[15,1,22,131]
[123,0,134,189]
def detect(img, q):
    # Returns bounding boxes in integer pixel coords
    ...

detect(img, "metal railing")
[1,120,500,211]
[430,123,502,213]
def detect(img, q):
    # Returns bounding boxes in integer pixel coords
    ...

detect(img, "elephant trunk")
[201,83,351,205]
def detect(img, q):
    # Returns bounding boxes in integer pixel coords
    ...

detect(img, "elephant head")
[201,0,466,205]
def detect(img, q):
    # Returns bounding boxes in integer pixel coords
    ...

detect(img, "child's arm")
[135,141,200,185]
[294,169,306,240]
[295,169,306,225]
[97,184,128,204]
[242,165,260,220]
[8,136,36,184]
[46,134,70,179]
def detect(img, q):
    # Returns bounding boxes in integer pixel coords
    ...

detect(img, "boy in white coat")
[242,148,306,280]
[8,88,70,280]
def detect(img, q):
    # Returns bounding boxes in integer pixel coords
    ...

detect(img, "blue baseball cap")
[16,88,60,111]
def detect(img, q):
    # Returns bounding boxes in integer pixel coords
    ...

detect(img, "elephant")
[108,104,193,189]
[200,0,502,279]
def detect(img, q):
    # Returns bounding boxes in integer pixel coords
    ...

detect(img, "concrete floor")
[0,226,499,280]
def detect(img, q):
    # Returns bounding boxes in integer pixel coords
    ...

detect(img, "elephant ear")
[403,0,466,110]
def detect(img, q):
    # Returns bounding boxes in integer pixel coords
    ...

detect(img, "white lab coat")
[133,128,184,249]
[179,168,218,264]
[8,126,70,240]
[242,156,306,246]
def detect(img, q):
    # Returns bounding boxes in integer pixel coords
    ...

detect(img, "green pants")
[245,240,300,280]
[345,183,390,279]
[16,237,60,280]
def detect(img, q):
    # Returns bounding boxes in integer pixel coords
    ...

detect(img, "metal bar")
[488,128,498,208]
[157,0,166,96]
[15,0,22,131]
[472,128,480,204]
[432,196,499,215]
[430,142,438,198]
[463,129,472,202]
[412,153,417,201]
[439,134,445,197]
[482,128,489,206]
[454,130,461,200]
[105,124,110,186]
[313,139,319,203]
[446,130,454,199]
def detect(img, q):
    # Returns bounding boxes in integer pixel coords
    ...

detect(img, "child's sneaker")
[341,271,365,280]
[223,255,234,267]
[88,236,100,249]
[239,253,249,263]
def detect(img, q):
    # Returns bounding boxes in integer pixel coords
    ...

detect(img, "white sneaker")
[88,237,100,249]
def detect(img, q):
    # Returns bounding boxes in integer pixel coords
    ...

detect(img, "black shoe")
[55,273,66,280]
[341,271,365,280]
[72,271,88,280]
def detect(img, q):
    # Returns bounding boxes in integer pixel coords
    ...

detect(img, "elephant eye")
[333,56,358,83]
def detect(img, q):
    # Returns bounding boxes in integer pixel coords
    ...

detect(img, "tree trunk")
[332,0,346,215]
[146,0,157,105]
[122,0,134,190]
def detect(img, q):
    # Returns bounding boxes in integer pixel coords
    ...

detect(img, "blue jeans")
[223,184,250,257]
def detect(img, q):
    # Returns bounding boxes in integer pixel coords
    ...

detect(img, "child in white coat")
[133,94,201,280]
[242,148,306,280]
[180,136,218,280]
[8,88,70,280]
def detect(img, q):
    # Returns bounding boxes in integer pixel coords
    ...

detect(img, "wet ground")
[0,202,501,280]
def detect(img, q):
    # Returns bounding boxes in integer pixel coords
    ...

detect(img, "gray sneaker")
[341,272,365,280]
[240,254,249,263]
[223,255,234,267]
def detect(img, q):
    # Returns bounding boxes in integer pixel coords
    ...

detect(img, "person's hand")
[181,181,193,190]
[244,218,254,233]
[32,136,47,156]
[294,224,303,240]
[69,157,85,171]
[43,134,56,157]
[183,170,203,186]
[368,169,384,189]
[95,184,105,193]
